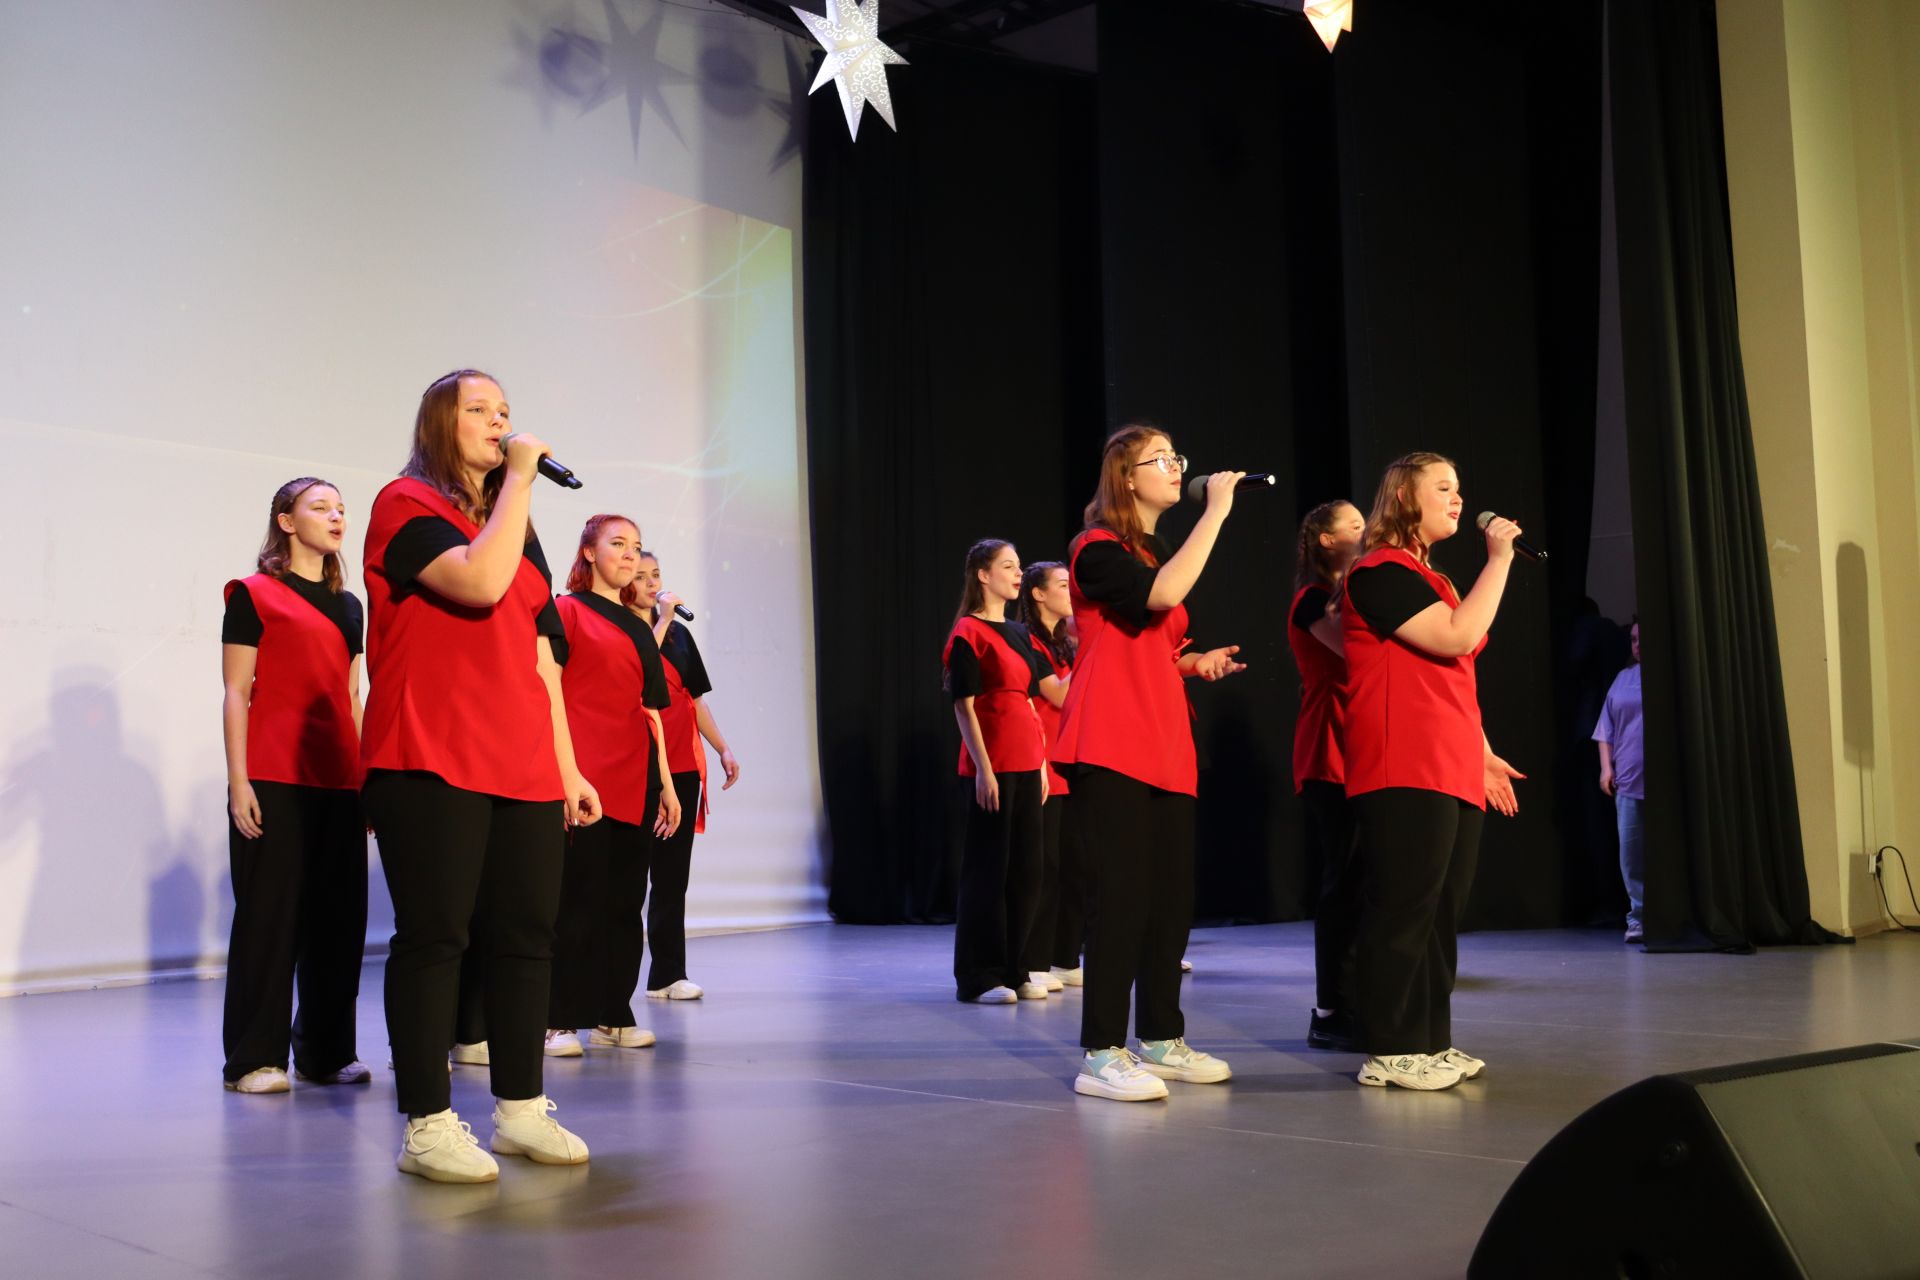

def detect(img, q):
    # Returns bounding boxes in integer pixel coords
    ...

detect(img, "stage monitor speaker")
[1469,1040,1920,1279]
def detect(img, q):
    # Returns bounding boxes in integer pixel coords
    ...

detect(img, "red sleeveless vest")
[1053,529,1196,796]
[946,616,1046,776]
[1288,584,1347,792]
[556,595,660,827]
[360,477,562,802]
[1340,547,1485,808]
[1033,636,1073,797]
[224,574,361,791]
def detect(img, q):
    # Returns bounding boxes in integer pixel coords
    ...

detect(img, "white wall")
[0,0,827,987]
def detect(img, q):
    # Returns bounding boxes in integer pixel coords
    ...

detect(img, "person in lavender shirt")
[1594,619,1644,943]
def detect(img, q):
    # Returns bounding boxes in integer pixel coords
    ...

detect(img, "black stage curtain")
[804,49,1104,923]
[1606,0,1834,949]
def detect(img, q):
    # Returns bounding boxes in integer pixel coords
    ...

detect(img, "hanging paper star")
[791,0,908,140]
[1303,0,1353,51]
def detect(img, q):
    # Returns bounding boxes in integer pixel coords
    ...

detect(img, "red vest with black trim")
[945,616,1047,776]
[1033,636,1073,797]
[556,595,660,827]
[1053,529,1196,796]
[656,642,711,832]
[1340,546,1485,808]
[224,574,361,791]
[360,477,562,802]
[1288,584,1347,792]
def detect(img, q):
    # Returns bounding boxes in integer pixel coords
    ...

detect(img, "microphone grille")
[1476,511,1496,530]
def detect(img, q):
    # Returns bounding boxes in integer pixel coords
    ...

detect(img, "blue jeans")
[1616,794,1645,934]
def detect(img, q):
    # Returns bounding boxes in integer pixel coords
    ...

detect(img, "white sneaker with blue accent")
[1136,1037,1232,1083]
[1356,1054,1463,1090]
[1074,1047,1169,1101]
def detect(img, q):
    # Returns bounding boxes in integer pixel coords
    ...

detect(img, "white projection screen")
[0,0,827,989]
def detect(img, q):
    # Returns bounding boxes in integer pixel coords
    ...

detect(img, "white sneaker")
[225,1067,290,1094]
[490,1096,589,1165]
[296,1060,372,1085]
[398,1110,499,1183]
[1074,1047,1169,1102]
[1356,1054,1464,1090]
[1135,1037,1232,1083]
[972,986,1018,1004]
[1437,1047,1485,1079]
[1050,965,1084,987]
[450,1041,490,1067]
[645,979,705,1001]
[1179,958,1194,973]
[589,1025,657,1048]
[543,1030,584,1058]
[1031,970,1064,993]
[1016,981,1049,1000]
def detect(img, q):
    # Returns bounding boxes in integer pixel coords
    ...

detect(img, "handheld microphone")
[1185,472,1277,502]
[672,602,695,622]
[500,433,584,490]
[1476,511,1548,562]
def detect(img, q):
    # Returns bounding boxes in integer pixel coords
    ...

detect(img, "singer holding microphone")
[1055,426,1248,1102]
[545,514,681,1057]
[631,551,739,1002]
[361,369,599,1181]
[1341,451,1527,1091]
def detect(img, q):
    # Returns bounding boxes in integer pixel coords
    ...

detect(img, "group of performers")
[941,430,1525,1101]
[215,368,1525,1183]
[218,369,738,1182]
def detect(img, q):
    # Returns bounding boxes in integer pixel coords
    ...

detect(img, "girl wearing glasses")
[1053,426,1247,1102]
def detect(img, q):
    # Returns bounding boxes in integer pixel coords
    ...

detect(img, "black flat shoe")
[1307,1010,1358,1052]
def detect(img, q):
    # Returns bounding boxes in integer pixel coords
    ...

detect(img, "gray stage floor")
[3,922,1918,1279]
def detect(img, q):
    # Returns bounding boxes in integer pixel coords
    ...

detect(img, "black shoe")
[1307,1010,1358,1052]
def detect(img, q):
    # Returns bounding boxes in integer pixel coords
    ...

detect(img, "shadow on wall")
[0,668,210,985]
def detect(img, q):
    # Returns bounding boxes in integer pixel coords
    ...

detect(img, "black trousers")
[1349,787,1484,1055]
[953,769,1045,1000]
[1075,766,1195,1050]
[644,770,703,992]
[1303,779,1360,1013]
[221,781,367,1082]
[1021,794,1064,974]
[364,769,564,1116]
[549,813,652,1029]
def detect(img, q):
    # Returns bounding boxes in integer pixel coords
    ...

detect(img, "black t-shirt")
[221,575,365,657]
[946,619,1045,700]
[384,515,565,647]
[1291,584,1333,633]
[1346,562,1443,636]
[658,620,713,699]
[1074,532,1171,629]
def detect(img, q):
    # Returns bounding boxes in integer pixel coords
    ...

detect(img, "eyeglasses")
[1132,453,1188,475]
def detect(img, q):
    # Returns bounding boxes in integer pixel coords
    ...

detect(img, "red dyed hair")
[565,513,642,604]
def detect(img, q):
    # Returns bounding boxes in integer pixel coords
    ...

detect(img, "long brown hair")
[404,369,508,524]
[1293,500,1356,592]
[1077,423,1172,566]
[1016,560,1072,665]
[1363,451,1456,562]
[565,513,641,605]
[257,477,344,592]
[953,538,1013,625]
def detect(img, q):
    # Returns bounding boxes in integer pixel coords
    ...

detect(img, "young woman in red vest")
[1014,560,1082,992]
[360,369,601,1182]
[1288,499,1366,1053]
[1341,452,1525,1091]
[944,539,1057,1003]
[1054,425,1247,1102]
[543,515,682,1057]
[219,477,368,1095]
[631,551,740,1002]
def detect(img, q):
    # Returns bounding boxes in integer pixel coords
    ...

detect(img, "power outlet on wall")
[1867,850,1882,878]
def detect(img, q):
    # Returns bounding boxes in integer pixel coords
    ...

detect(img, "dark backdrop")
[805,0,1654,930]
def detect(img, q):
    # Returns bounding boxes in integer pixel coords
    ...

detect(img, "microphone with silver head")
[1476,511,1548,562]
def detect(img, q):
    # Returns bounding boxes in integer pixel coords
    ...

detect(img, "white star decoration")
[1303,0,1353,51]
[792,0,908,140]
